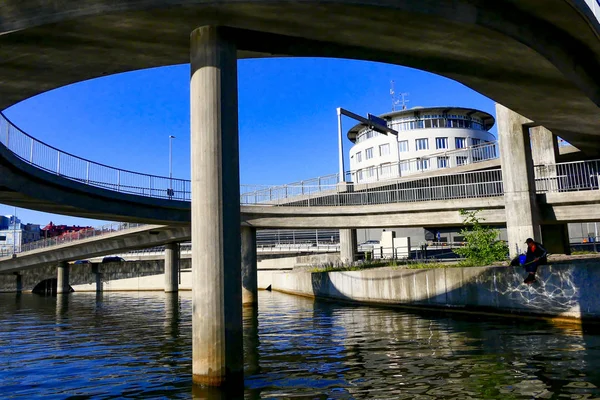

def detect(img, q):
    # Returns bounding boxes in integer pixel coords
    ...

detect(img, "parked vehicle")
[74,260,90,264]
[102,256,125,263]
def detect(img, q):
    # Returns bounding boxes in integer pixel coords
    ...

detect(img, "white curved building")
[347,107,496,183]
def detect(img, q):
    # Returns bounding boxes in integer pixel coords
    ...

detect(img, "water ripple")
[1,291,600,399]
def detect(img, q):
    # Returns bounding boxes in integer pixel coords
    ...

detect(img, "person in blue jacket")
[523,238,547,284]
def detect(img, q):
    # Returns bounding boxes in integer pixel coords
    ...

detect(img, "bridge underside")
[1,0,600,151]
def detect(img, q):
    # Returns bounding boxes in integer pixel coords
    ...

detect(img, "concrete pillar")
[241,226,257,305]
[15,273,22,293]
[56,261,70,294]
[496,104,541,257]
[92,264,103,292]
[541,224,571,255]
[164,242,179,293]
[190,25,243,387]
[530,126,558,166]
[340,229,357,263]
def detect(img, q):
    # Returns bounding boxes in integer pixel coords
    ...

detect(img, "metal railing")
[534,159,600,193]
[1,110,500,205]
[0,222,146,260]
[0,113,192,200]
[350,141,499,184]
[242,168,504,206]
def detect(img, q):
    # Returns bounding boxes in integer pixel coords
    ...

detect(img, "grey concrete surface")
[164,242,179,293]
[241,227,258,305]
[271,262,600,320]
[56,261,69,294]
[497,104,541,256]
[190,26,243,387]
[4,191,600,274]
[531,126,559,166]
[1,1,600,152]
[339,229,357,264]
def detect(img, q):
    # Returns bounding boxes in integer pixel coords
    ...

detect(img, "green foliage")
[454,210,508,266]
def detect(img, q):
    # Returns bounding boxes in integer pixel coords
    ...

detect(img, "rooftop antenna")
[390,80,409,111]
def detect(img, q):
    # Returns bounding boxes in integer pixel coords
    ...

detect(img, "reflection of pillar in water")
[192,384,244,400]
[243,304,260,376]
[164,293,180,339]
[15,273,22,294]
[56,291,69,321]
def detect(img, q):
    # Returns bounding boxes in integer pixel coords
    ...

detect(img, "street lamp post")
[168,135,175,198]
[12,207,17,257]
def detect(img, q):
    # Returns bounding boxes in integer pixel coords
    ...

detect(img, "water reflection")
[1,291,600,399]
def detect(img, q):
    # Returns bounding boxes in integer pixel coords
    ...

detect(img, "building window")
[455,137,467,149]
[456,156,469,166]
[366,166,375,178]
[400,162,410,172]
[357,169,363,181]
[379,143,390,156]
[380,163,391,177]
[415,138,429,151]
[0,236,5,241]
[435,137,448,149]
[417,158,429,170]
[398,140,409,153]
[437,156,449,168]
[365,148,374,160]
[356,152,362,163]
[472,138,481,146]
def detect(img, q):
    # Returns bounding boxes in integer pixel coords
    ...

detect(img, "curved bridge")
[2,0,600,151]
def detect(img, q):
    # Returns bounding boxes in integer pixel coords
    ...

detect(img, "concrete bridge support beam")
[15,273,22,293]
[190,26,243,387]
[164,242,179,293]
[56,261,70,294]
[530,126,558,166]
[530,126,570,255]
[241,226,257,305]
[497,104,541,257]
[340,229,357,264]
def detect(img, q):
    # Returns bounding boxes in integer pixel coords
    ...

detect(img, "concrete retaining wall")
[271,263,600,320]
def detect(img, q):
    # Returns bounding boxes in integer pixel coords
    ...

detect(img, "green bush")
[454,210,508,266]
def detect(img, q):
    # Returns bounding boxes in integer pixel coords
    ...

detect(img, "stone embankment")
[272,258,600,321]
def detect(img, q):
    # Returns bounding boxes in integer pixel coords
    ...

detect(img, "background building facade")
[347,107,496,183]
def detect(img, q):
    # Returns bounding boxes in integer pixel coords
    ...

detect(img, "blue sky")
[0,58,496,226]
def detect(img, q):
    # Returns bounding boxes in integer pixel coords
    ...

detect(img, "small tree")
[454,210,508,266]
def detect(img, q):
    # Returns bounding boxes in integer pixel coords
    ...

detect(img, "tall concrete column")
[56,261,70,294]
[15,273,22,294]
[340,229,357,264]
[164,242,179,293]
[530,126,570,254]
[241,226,257,305]
[530,126,558,166]
[190,26,243,387]
[496,104,541,257]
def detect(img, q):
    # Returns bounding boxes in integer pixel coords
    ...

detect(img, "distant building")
[347,106,496,183]
[0,215,41,253]
[41,221,93,239]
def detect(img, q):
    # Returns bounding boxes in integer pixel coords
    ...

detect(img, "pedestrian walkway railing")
[534,159,600,193]
[350,141,499,184]
[0,222,145,260]
[241,168,504,206]
[0,113,192,200]
[1,111,501,204]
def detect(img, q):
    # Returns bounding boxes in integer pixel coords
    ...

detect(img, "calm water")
[1,291,600,399]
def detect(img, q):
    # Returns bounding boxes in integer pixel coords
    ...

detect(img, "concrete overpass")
[2,1,600,151]
[3,0,600,386]
[3,189,600,273]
